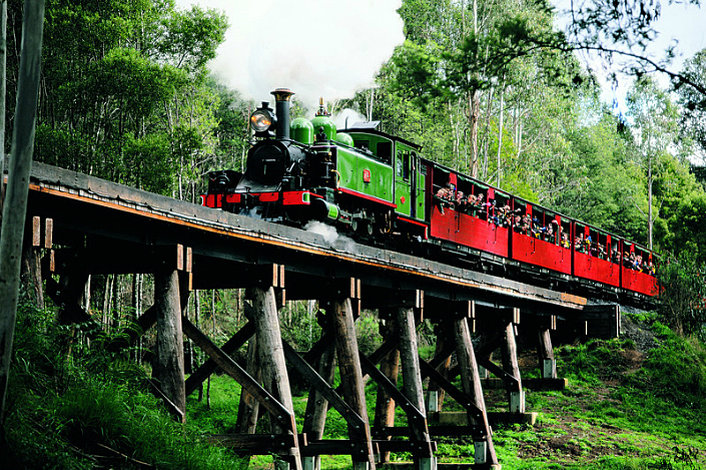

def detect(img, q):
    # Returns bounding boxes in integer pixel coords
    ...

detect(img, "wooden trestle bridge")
[22,162,623,470]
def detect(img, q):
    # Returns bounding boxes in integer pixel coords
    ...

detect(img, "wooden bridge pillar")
[427,321,452,413]
[153,267,186,422]
[537,315,557,379]
[250,286,302,470]
[396,306,436,470]
[373,317,399,465]
[331,296,376,470]
[501,309,524,413]
[235,334,260,434]
[302,328,336,470]
[454,316,500,468]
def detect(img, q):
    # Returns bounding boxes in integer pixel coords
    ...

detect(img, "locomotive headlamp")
[250,102,276,137]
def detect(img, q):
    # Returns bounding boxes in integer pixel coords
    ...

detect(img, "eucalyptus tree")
[5,0,227,198]
[677,49,706,165]
[626,76,680,249]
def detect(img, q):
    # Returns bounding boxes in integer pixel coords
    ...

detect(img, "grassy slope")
[188,314,706,469]
[7,302,705,469]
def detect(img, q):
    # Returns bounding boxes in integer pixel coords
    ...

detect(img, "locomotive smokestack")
[271,88,294,140]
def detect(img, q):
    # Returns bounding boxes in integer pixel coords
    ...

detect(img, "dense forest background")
[1,0,706,468]
[11,0,704,263]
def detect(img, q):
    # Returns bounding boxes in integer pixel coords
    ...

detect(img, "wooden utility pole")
[0,0,45,436]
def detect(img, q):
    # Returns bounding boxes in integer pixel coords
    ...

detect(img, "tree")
[0,0,45,438]
[677,49,706,165]
[626,76,680,249]
[7,0,228,199]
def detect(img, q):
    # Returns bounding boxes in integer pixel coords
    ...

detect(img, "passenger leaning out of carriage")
[435,183,455,214]
[474,193,485,217]
[646,260,655,275]
[521,214,532,235]
[497,204,512,227]
[455,188,466,210]
[596,242,606,259]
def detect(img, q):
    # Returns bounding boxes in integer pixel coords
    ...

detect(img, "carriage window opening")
[560,221,571,248]
[355,140,369,151]
[377,142,391,164]
[403,152,410,180]
[396,151,403,177]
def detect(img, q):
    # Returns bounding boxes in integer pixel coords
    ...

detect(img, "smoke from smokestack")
[175,0,404,107]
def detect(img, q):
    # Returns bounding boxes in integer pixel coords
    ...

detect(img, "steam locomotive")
[203,88,658,303]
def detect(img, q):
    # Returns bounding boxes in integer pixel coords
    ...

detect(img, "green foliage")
[5,300,247,469]
[556,338,638,384]
[8,0,233,199]
[657,254,706,338]
[629,326,706,410]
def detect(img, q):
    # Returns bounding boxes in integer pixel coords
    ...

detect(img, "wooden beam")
[301,339,336,470]
[236,335,260,434]
[248,286,302,470]
[501,321,525,413]
[372,317,399,464]
[331,298,376,469]
[283,341,366,433]
[153,268,186,422]
[182,316,293,431]
[395,307,434,460]
[453,317,499,466]
[537,327,557,379]
[184,320,255,396]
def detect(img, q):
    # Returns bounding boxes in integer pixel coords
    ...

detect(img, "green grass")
[5,301,249,470]
[8,297,706,469]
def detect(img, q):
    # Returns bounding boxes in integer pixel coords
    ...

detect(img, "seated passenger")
[467,194,478,208]
[575,234,585,252]
[596,242,606,259]
[561,233,570,249]
[549,220,559,243]
[514,215,522,232]
[544,223,554,241]
[612,248,621,263]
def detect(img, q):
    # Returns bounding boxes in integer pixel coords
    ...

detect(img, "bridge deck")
[26,162,587,313]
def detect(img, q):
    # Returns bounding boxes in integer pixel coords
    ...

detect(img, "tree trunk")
[0,0,7,217]
[0,0,46,433]
[496,81,505,187]
[648,154,653,250]
[481,86,494,180]
[469,89,481,177]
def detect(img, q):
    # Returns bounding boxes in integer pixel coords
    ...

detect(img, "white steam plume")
[175,0,404,107]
